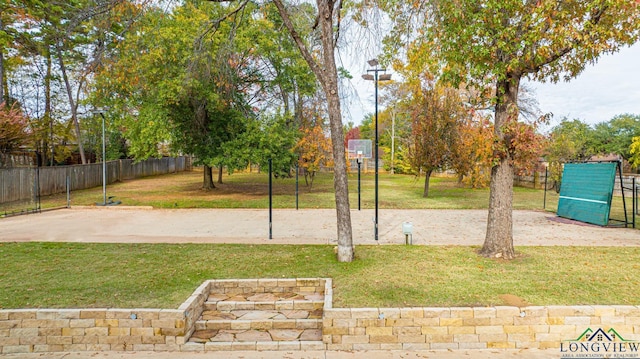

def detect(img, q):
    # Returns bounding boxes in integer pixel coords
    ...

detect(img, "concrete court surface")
[0,348,562,359]
[0,207,638,246]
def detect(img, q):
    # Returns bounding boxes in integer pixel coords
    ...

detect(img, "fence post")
[66,175,70,208]
[633,177,636,229]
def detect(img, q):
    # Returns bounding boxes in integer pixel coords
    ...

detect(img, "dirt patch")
[546,216,600,227]
[499,294,530,307]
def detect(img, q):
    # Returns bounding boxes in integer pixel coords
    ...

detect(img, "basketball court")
[1,207,637,246]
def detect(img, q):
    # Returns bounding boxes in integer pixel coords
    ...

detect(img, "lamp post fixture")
[362,58,391,241]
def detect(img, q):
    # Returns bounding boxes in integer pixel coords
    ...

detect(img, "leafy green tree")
[221,113,299,179]
[93,2,258,189]
[590,114,640,161]
[547,119,594,163]
[254,4,317,123]
[544,118,594,189]
[386,0,640,259]
[6,0,136,165]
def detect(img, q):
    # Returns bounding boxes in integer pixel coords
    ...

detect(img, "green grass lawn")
[1,169,637,310]
[2,243,639,309]
[45,168,631,223]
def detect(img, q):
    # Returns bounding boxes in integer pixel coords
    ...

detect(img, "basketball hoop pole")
[357,157,362,211]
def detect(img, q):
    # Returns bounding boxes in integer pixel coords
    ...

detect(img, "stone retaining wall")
[0,308,187,354]
[3,279,640,354]
[207,278,327,297]
[321,305,640,351]
[0,278,328,354]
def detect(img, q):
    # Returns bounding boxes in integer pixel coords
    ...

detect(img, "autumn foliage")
[0,103,31,154]
[452,113,494,189]
[295,124,332,189]
[407,85,465,197]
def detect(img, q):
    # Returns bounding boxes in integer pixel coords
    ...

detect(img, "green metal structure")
[557,162,617,226]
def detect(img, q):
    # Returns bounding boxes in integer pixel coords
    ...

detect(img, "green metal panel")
[557,162,617,226]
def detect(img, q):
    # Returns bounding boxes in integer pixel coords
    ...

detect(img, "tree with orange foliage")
[295,124,332,190]
[407,84,466,197]
[451,113,494,189]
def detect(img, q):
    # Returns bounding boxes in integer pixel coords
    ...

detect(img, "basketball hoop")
[347,139,372,160]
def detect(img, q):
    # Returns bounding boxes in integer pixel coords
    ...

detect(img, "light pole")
[363,59,391,241]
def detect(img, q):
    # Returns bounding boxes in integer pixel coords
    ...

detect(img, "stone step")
[194,317,322,331]
[200,308,323,321]
[190,327,323,343]
[205,299,324,312]
[208,291,324,303]
[189,311,322,350]
[183,340,326,351]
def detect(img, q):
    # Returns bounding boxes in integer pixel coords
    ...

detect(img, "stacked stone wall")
[0,278,327,354]
[322,305,640,350]
[0,308,186,354]
[3,279,640,354]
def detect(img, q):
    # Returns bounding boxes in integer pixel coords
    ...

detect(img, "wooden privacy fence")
[0,157,191,204]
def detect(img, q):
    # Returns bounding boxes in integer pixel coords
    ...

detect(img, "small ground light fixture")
[402,222,413,245]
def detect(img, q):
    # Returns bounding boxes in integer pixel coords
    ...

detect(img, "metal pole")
[391,110,395,175]
[66,175,70,208]
[358,160,361,211]
[35,152,41,213]
[374,71,379,241]
[543,167,548,210]
[633,177,640,218]
[269,158,273,239]
[101,113,107,205]
[633,177,636,229]
[364,59,390,241]
[295,163,299,210]
[618,160,628,227]
[50,117,55,166]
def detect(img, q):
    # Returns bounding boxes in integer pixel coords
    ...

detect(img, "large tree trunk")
[272,0,354,262]
[0,16,4,105]
[318,1,353,263]
[46,45,53,166]
[0,19,4,105]
[217,165,223,184]
[479,74,520,260]
[423,169,433,197]
[203,165,215,190]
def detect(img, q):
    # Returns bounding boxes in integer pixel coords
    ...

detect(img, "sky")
[526,43,640,128]
[352,42,640,129]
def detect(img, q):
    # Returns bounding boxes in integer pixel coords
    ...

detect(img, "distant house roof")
[589,154,622,162]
